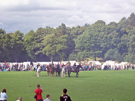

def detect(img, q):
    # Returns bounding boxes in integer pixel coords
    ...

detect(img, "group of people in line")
[0,84,71,101]
[0,62,83,73]
[0,61,134,72]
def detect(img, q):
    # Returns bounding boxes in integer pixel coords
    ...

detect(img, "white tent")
[120,62,129,69]
[102,61,116,69]
[69,61,79,66]
[88,61,101,66]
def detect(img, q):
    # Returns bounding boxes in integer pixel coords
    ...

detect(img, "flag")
[51,57,53,64]
[62,59,63,64]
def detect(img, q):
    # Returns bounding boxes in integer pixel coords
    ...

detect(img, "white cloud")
[0,22,3,25]
[0,0,135,34]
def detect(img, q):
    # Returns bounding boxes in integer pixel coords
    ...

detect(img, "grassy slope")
[0,70,135,101]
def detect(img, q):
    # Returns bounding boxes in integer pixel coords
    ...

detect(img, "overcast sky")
[0,0,135,34]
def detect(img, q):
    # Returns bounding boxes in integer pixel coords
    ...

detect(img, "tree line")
[0,13,135,63]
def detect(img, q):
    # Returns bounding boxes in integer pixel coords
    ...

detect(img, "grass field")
[0,70,135,101]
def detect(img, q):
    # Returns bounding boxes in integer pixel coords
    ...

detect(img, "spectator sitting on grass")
[0,88,8,101]
[16,97,22,101]
[44,94,51,101]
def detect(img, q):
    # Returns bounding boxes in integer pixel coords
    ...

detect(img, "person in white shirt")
[44,94,51,101]
[0,88,8,101]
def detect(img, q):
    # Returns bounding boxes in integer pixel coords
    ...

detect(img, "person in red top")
[35,84,43,101]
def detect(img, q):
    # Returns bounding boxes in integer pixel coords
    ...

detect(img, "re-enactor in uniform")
[60,88,72,101]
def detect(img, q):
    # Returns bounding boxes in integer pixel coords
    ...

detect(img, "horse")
[55,64,61,77]
[61,65,67,77]
[37,65,41,77]
[68,63,82,77]
[46,64,54,77]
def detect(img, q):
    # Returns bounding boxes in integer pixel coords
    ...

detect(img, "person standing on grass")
[35,84,43,101]
[0,88,8,101]
[43,94,51,101]
[60,88,72,101]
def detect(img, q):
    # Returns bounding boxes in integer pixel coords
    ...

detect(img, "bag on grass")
[34,95,37,99]
[34,89,39,99]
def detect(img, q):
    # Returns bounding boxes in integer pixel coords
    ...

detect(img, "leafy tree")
[0,29,6,61]
[75,20,105,60]
[42,23,74,60]
[1,13,135,63]
[9,30,25,61]
[24,30,35,60]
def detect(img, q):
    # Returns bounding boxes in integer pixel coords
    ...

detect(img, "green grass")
[0,70,135,101]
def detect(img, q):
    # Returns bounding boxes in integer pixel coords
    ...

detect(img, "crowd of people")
[0,85,72,101]
[0,62,82,72]
[0,61,134,72]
